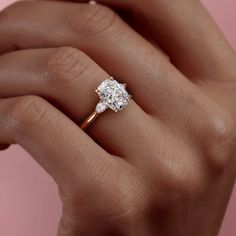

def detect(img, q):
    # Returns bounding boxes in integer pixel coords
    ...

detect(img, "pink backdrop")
[0,1,235,235]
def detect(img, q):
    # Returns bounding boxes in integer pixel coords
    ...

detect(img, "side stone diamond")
[96,102,107,113]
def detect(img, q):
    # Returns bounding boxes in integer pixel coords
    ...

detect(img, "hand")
[0,1,235,235]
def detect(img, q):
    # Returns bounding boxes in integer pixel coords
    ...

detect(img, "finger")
[0,47,154,159]
[0,0,185,114]
[72,0,235,80]
[0,95,113,184]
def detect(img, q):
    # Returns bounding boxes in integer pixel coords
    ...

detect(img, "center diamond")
[96,78,131,112]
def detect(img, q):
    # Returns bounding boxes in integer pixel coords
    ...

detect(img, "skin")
[0,0,236,235]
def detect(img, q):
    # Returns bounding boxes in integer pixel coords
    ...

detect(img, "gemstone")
[96,78,131,112]
[96,102,107,113]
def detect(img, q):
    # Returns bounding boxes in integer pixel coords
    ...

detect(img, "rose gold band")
[80,111,100,130]
[80,77,131,130]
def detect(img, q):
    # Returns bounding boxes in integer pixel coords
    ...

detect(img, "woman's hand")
[0,1,235,235]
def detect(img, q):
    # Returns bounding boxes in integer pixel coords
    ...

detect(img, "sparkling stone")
[96,102,107,113]
[96,78,130,112]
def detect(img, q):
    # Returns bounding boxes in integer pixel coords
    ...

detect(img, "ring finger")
[0,47,156,158]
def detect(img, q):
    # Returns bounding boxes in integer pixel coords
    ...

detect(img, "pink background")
[0,0,235,235]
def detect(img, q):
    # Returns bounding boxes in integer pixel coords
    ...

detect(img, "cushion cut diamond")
[96,78,130,112]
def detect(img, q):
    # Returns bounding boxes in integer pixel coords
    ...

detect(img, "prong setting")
[95,78,131,112]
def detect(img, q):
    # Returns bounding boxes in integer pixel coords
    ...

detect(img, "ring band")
[80,77,132,130]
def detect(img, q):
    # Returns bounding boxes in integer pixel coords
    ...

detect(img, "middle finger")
[0,0,189,115]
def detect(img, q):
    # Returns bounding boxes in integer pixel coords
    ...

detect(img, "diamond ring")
[80,77,132,130]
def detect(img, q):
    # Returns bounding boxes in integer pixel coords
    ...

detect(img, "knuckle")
[68,5,117,39]
[46,47,90,88]
[161,161,205,201]
[203,109,235,169]
[187,91,235,170]
[8,96,48,137]
[207,110,233,142]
